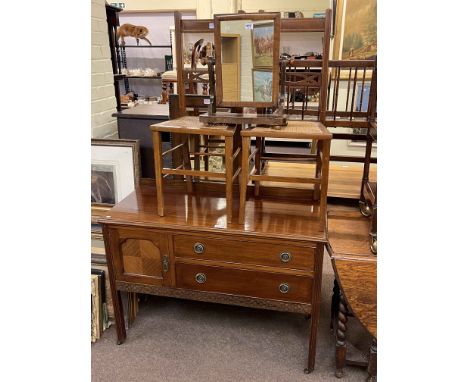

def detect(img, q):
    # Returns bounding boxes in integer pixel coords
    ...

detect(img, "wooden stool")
[150,116,240,223]
[238,120,332,229]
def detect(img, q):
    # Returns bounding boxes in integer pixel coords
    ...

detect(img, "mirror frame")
[214,12,281,108]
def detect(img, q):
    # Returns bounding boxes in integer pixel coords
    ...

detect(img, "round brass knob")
[279,283,289,293]
[193,243,205,254]
[195,273,206,284]
[279,252,292,263]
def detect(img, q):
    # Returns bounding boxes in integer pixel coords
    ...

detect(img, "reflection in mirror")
[219,19,275,103]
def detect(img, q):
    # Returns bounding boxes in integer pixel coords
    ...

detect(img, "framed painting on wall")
[91,139,140,207]
[333,0,377,60]
[251,22,274,68]
[252,68,273,102]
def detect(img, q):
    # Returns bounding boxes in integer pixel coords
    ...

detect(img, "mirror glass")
[217,18,277,104]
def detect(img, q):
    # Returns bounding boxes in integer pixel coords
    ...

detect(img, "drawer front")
[176,262,313,303]
[173,234,315,270]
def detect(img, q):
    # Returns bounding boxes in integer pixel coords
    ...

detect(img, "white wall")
[221,20,253,101]
[91,0,118,138]
[240,0,330,16]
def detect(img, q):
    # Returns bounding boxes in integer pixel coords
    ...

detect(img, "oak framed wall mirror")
[213,12,281,109]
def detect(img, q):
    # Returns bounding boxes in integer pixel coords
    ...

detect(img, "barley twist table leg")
[335,293,348,378]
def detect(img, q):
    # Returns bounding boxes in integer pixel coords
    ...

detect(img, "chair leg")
[225,136,234,224]
[152,131,164,216]
[238,136,250,224]
[313,140,322,202]
[182,138,193,193]
[254,137,261,197]
[193,135,201,174]
[203,135,209,172]
[318,140,330,231]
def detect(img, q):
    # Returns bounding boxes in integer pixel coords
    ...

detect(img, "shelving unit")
[116,41,173,96]
[105,4,174,110]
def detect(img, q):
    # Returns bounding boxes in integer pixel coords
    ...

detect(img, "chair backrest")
[169,94,210,119]
[283,58,377,127]
[325,58,377,128]
[174,12,215,115]
[281,8,331,121]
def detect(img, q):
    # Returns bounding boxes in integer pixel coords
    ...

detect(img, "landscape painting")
[341,0,377,59]
[251,22,274,68]
[252,69,273,102]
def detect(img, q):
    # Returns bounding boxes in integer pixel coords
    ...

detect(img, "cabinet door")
[107,226,171,286]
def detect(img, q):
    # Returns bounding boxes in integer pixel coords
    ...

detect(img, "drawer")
[173,234,315,270]
[175,262,313,303]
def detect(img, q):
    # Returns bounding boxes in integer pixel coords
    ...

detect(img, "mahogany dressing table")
[100,180,327,373]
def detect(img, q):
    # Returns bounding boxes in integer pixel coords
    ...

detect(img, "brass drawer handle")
[193,243,205,254]
[195,273,207,284]
[279,283,290,294]
[279,252,292,263]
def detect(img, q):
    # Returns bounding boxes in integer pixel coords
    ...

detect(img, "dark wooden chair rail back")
[282,59,377,125]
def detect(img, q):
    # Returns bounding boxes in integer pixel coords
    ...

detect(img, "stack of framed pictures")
[91,139,141,207]
[91,138,141,324]
[251,22,274,102]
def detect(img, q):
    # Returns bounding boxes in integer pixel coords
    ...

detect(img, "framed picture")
[252,69,273,102]
[251,21,274,68]
[333,0,377,60]
[91,139,140,207]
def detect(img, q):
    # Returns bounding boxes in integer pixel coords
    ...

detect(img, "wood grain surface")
[175,262,313,303]
[173,233,316,271]
[327,209,377,338]
[99,181,326,243]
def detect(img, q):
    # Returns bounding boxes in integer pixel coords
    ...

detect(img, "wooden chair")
[359,63,377,254]
[151,117,240,223]
[238,9,332,229]
[239,122,332,230]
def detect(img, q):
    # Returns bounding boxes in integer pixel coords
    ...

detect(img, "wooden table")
[326,209,377,381]
[100,180,327,373]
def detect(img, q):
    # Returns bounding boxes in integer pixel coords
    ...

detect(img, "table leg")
[367,338,377,382]
[305,244,324,374]
[330,279,340,331]
[102,226,126,345]
[335,293,349,378]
